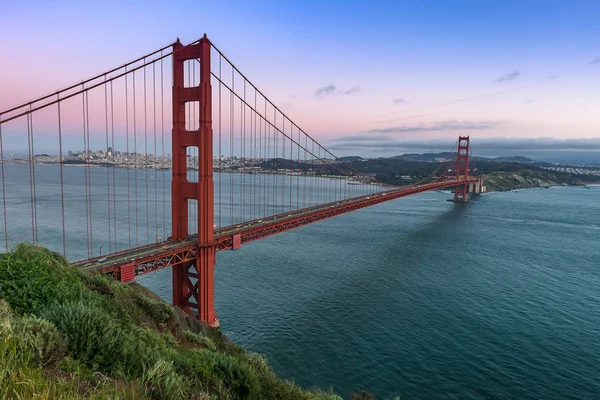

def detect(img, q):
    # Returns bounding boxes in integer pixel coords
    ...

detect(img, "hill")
[482,170,600,191]
[0,244,342,400]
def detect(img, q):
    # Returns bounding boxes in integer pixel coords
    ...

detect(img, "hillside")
[482,170,600,191]
[0,244,342,400]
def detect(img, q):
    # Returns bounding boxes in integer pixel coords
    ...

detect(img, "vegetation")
[0,244,343,400]
[337,157,600,190]
[482,169,600,191]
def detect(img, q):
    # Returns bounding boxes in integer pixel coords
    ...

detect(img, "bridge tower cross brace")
[454,136,470,202]
[171,35,218,327]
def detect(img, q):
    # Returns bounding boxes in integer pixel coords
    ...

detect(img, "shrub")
[42,301,124,372]
[0,244,83,314]
[134,292,174,324]
[211,351,262,400]
[14,315,67,365]
[182,329,217,351]
[141,359,187,400]
[173,349,218,385]
[60,356,94,380]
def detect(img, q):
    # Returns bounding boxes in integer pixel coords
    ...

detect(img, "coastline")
[481,170,600,193]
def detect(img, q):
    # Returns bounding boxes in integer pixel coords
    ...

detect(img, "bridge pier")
[171,34,219,327]
[469,178,486,194]
[172,247,218,327]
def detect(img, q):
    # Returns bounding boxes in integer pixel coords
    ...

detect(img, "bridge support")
[171,35,218,327]
[453,136,470,202]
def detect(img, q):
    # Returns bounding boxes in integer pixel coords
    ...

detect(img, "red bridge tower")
[454,136,470,202]
[171,35,218,327]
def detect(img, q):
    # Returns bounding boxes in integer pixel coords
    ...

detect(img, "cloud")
[495,71,520,83]
[392,98,406,105]
[315,84,336,99]
[335,134,393,142]
[314,84,360,99]
[547,75,558,80]
[366,120,496,134]
[280,102,293,108]
[327,137,600,160]
[342,86,360,95]
[591,57,600,65]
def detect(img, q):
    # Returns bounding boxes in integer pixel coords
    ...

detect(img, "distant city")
[2,147,599,179]
[1,146,340,177]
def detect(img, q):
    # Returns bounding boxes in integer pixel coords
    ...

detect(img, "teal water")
[2,164,599,398]
[141,185,600,399]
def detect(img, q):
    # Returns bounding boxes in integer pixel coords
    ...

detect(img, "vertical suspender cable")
[274,110,278,216]
[153,62,158,241]
[104,76,112,253]
[218,54,222,228]
[133,71,139,246]
[30,109,39,244]
[27,110,39,244]
[144,59,150,244]
[81,90,90,256]
[242,81,246,222]
[263,98,268,218]
[289,123,293,211]
[296,127,300,210]
[125,69,132,248]
[313,142,316,205]
[259,97,263,218]
[110,81,118,251]
[230,69,234,226]
[281,117,285,212]
[57,96,67,257]
[85,92,93,256]
[160,54,166,240]
[27,113,35,243]
[0,124,8,251]
[253,90,258,219]
[304,135,308,208]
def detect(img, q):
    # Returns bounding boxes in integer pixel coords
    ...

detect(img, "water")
[1,164,599,399]
[0,164,375,260]
[148,186,600,399]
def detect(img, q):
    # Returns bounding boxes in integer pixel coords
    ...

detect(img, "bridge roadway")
[74,177,478,279]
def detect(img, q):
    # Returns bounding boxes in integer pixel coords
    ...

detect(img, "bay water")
[1,164,599,399]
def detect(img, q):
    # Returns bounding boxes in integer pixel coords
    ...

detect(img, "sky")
[1,0,600,161]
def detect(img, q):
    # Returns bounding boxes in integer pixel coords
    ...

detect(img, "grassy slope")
[0,244,342,400]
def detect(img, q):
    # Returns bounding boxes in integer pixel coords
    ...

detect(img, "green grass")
[0,244,344,399]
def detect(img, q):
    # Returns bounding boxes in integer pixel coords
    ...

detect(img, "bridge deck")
[74,178,478,279]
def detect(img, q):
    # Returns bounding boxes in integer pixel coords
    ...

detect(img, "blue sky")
[1,0,600,159]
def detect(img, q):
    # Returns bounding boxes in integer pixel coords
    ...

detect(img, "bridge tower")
[171,35,218,327]
[454,136,470,202]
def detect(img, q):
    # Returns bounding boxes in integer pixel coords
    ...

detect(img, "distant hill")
[390,152,455,162]
[491,156,534,164]
[337,156,365,162]
[371,152,536,165]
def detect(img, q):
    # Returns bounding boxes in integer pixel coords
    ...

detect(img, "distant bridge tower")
[454,136,470,202]
[171,35,218,327]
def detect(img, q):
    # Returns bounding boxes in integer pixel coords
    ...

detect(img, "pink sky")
[1,1,600,159]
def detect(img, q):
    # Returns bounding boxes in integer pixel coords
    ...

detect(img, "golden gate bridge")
[0,34,484,327]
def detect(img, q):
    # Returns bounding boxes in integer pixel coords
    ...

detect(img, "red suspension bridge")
[0,35,484,327]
